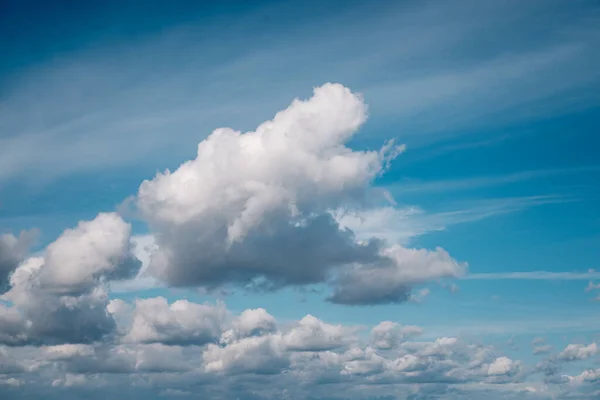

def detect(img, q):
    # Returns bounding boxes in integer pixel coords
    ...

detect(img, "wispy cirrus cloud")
[389,167,600,195]
[463,271,600,281]
[1,0,599,184]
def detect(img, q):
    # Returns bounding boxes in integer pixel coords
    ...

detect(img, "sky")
[1,0,599,399]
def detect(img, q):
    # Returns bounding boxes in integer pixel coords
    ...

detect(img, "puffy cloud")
[133,83,462,303]
[39,342,197,376]
[370,321,422,349]
[133,343,196,373]
[328,245,465,305]
[416,337,460,358]
[203,334,289,375]
[124,297,227,345]
[43,344,95,361]
[557,342,598,362]
[138,83,372,233]
[488,357,519,376]
[0,230,36,293]
[1,257,115,345]
[0,299,540,398]
[340,346,387,376]
[566,368,600,384]
[38,213,139,295]
[220,308,277,345]
[282,314,355,352]
[0,213,141,345]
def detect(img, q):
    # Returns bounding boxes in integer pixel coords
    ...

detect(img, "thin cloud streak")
[1,0,599,183]
[391,166,600,194]
[463,271,600,281]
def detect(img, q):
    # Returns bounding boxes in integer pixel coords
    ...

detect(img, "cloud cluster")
[328,245,464,305]
[2,84,465,313]
[557,342,598,362]
[5,83,594,399]
[0,298,532,397]
[370,321,423,349]
[0,84,474,400]
[1,294,599,399]
[124,297,227,346]
[0,213,140,346]
[132,83,464,304]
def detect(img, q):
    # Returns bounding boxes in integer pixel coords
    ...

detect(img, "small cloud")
[533,345,553,355]
[160,389,192,397]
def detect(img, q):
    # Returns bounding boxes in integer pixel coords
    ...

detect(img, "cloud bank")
[1,297,597,399]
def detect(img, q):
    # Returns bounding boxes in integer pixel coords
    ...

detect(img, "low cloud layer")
[1,298,597,399]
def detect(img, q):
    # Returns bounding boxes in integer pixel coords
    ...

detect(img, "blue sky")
[1,0,599,399]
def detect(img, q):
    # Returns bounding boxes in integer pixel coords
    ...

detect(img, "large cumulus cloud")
[134,83,464,304]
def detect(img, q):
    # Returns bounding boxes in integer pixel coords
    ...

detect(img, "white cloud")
[566,368,600,384]
[341,346,387,376]
[137,83,375,233]
[203,334,289,375]
[1,255,115,345]
[0,298,557,398]
[328,245,465,305]
[220,308,277,345]
[0,213,141,345]
[283,315,355,352]
[38,213,139,294]
[557,343,598,362]
[334,206,439,245]
[488,357,519,376]
[43,344,95,361]
[132,83,462,303]
[370,321,422,350]
[124,297,227,345]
